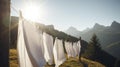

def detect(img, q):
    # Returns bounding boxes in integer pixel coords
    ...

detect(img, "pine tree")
[84,34,101,60]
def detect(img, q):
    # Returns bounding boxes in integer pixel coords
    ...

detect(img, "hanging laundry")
[65,42,73,58]
[65,42,74,58]
[17,17,33,67]
[73,42,78,57]
[53,38,66,67]
[17,16,46,67]
[65,41,71,58]
[43,32,54,65]
[77,40,81,56]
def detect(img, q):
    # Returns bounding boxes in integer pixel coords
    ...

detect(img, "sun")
[22,4,43,21]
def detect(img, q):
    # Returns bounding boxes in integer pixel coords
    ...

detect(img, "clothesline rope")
[10,1,81,67]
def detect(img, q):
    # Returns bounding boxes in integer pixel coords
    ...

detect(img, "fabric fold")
[53,38,66,67]
[43,32,54,65]
[17,17,46,67]
[73,42,78,57]
[77,40,81,56]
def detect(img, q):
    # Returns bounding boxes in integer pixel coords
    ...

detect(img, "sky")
[11,0,120,31]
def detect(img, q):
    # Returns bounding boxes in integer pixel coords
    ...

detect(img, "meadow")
[10,49,105,67]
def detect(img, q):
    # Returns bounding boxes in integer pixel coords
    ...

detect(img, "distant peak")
[69,26,77,30]
[93,23,105,30]
[111,21,120,28]
[111,21,120,25]
[95,23,100,25]
[112,21,118,23]
[66,26,80,33]
[94,23,101,28]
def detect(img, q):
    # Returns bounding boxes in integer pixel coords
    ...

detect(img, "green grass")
[10,49,105,67]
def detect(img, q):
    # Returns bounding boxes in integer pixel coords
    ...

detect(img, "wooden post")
[0,0,10,67]
[79,37,81,62]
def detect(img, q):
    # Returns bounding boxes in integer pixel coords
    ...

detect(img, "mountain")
[65,21,120,59]
[65,26,81,38]
[110,21,120,32]
[93,23,106,30]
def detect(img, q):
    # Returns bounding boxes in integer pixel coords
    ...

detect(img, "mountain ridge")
[65,21,120,59]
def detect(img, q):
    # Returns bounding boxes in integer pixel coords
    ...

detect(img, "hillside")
[10,16,88,62]
[10,16,86,49]
[65,21,120,60]
[105,41,120,60]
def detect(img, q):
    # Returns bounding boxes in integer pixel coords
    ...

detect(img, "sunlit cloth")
[43,32,54,65]
[69,42,75,57]
[53,38,66,67]
[77,40,81,56]
[73,42,78,57]
[65,41,73,58]
[17,16,46,67]
[17,17,33,67]
[65,41,70,57]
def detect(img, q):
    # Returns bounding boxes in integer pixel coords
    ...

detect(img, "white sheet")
[77,40,81,56]
[17,16,46,67]
[65,42,69,57]
[43,32,54,65]
[17,18,33,67]
[53,38,66,67]
[73,42,78,57]
[69,42,75,57]
[65,42,72,58]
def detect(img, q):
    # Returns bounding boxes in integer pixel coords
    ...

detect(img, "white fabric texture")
[73,42,78,57]
[43,32,54,65]
[65,42,74,58]
[65,41,81,58]
[69,42,75,57]
[17,17,33,67]
[17,17,46,67]
[65,42,73,58]
[53,38,66,67]
[65,42,70,57]
[77,40,81,56]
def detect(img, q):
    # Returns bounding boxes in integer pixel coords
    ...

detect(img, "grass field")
[10,49,105,67]
[9,49,18,67]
